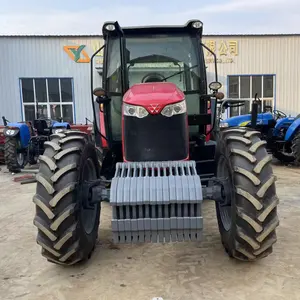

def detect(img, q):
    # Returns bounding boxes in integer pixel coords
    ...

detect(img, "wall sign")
[64,41,104,64]
[63,45,90,63]
[63,39,239,65]
[204,40,239,64]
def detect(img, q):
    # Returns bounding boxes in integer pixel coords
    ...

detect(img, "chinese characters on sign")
[204,40,239,64]
[92,40,104,64]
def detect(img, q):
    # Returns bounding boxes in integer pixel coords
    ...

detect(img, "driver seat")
[33,119,50,136]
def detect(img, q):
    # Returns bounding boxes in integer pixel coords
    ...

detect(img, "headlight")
[123,104,149,118]
[192,21,203,28]
[161,101,186,117]
[54,128,65,133]
[105,24,115,31]
[6,129,16,135]
[220,122,229,128]
[209,81,222,91]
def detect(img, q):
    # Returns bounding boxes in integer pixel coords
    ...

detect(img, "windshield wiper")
[161,64,198,81]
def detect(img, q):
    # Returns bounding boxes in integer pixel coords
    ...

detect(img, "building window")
[20,78,74,124]
[228,75,275,117]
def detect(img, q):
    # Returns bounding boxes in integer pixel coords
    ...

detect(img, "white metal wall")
[203,35,300,116]
[0,36,102,125]
[1,34,300,125]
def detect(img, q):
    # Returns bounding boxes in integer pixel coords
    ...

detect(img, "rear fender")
[4,122,30,148]
[284,118,300,141]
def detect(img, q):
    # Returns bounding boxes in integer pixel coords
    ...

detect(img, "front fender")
[285,118,300,141]
[3,127,20,137]
[4,122,30,147]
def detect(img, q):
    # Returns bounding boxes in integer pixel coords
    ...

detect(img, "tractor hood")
[221,112,274,127]
[123,82,185,115]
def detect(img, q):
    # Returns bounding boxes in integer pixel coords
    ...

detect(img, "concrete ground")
[0,163,300,300]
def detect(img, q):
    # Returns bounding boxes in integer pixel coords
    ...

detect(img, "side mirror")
[209,81,222,91]
[93,87,111,104]
[215,92,225,100]
[93,87,106,97]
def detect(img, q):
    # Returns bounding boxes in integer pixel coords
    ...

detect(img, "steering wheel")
[36,116,53,127]
[141,73,165,83]
[273,109,287,120]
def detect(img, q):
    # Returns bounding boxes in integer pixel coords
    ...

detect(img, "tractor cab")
[93,20,222,180]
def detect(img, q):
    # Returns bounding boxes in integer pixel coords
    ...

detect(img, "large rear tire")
[216,127,279,261]
[33,130,102,265]
[291,131,300,166]
[4,136,26,172]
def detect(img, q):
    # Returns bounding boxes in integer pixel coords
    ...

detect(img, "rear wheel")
[292,131,300,165]
[33,130,102,265]
[4,136,26,172]
[216,127,279,261]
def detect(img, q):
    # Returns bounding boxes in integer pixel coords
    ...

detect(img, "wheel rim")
[81,158,98,235]
[282,144,294,157]
[217,155,233,231]
[17,153,24,166]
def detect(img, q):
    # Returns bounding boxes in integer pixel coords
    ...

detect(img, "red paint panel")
[99,110,108,148]
[70,124,92,135]
[206,107,212,142]
[123,82,185,114]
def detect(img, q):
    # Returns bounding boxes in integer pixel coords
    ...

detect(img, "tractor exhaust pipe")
[2,116,8,126]
[251,93,259,128]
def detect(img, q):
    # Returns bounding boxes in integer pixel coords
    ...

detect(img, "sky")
[0,0,299,35]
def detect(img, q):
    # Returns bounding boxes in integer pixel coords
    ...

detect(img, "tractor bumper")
[110,161,203,243]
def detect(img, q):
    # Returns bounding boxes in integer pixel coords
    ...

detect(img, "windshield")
[105,34,205,140]
[126,35,201,92]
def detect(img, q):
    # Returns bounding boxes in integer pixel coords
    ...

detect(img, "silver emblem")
[149,104,160,113]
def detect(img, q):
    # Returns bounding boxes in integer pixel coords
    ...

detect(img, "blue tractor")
[2,116,70,172]
[220,98,300,164]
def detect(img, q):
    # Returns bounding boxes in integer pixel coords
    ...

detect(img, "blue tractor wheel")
[292,131,300,165]
[272,150,295,164]
[4,136,27,172]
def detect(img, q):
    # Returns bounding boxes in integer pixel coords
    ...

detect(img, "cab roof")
[102,20,203,39]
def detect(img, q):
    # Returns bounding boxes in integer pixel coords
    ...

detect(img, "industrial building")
[1,33,300,125]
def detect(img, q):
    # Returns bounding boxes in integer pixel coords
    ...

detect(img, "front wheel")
[292,131,300,166]
[216,127,279,261]
[4,136,26,172]
[273,150,295,164]
[33,130,102,265]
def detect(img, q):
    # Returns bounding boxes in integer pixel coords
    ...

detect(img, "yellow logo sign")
[204,40,239,64]
[63,45,90,63]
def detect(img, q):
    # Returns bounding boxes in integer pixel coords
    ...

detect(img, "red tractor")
[32,20,279,266]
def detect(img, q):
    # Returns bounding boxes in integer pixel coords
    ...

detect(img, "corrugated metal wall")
[0,36,102,124]
[1,35,300,125]
[203,35,300,116]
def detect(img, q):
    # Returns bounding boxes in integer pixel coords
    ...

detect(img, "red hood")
[123,82,185,114]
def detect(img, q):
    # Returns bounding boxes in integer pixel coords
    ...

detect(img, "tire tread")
[33,130,101,265]
[217,127,279,261]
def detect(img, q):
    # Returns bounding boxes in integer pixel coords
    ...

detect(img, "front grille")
[123,114,189,161]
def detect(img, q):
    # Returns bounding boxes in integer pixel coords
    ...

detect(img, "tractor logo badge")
[148,104,161,114]
[63,45,90,63]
